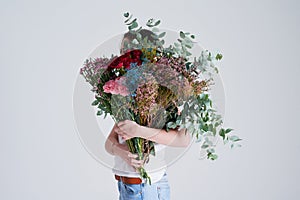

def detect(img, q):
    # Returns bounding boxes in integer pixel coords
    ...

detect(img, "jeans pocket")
[157,185,170,200]
[156,174,170,200]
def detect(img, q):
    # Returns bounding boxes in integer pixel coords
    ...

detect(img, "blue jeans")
[117,172,170,200]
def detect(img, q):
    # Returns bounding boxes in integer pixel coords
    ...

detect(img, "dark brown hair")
[123,29,158,43]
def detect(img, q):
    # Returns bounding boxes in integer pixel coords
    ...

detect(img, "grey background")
[1,0,299,199]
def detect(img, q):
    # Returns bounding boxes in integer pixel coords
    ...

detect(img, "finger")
[118,133,130,141]
[131,158,144,165]
[118,120,132,127]
[131,163,143,168]
[116,130,132,140]
[127,153,138,159]
[117,125,128,132]
[126,158,138,167]
[115,130,123,136]
[114,126,122,133]
[132,162,143,168]
[117,121,127,127]
[130,159,144,167]
[115,128,126,136]
[123,136,132,141]
[116,125,129,134]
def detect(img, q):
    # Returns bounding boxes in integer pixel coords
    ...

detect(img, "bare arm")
[139,125,191,147]
[116,120,191,147]
[104,124,121,156]
[104,124,145,169]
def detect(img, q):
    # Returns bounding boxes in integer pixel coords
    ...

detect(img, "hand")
[116,120,141,140]
[116,143,145,170]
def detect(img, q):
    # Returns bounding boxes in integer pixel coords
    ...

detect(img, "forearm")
[105,125,145,169]
[105,125,124,156]
[105,135,118,156]
[139,126,191,147]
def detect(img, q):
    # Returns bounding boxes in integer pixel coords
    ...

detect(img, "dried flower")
[103,76,129,96]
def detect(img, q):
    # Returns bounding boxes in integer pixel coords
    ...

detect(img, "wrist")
[138,125,149,139]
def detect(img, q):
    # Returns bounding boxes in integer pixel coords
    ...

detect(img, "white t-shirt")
[112,135,167,184]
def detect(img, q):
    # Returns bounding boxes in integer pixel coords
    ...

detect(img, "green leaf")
[129,21,138,30]
[223,138,229,145]
[207,148,215,153]
[212,127,216,136]
[124,15,133,23]
[167,122,177,129]
[208,124,213,132]
[207,152,218,160]
[229,135,242,142]
[211,154,218,160]
[180,31,185,39]
[219,128,225,140]
[146,18,154,27]
[123,12,129,17]
[185,44,192,49]
[207,52,212,61]
[195,135,202,142]
[186,51,192,56]
[174,42,180,48]
[136,26,142,32]
[152,27,159,32]
[154,20,161,26]
[91,99,99,106]
[191,35,195,39]
[158,32,166,38]
[225,128,233,134]
[214,67,219,73]
[126,18,137,25]
[216,53,223,60]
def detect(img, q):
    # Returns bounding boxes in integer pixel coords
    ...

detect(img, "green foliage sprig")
[123,12,242,160]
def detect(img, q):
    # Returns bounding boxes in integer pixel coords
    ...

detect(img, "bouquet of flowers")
[80,12,242,184]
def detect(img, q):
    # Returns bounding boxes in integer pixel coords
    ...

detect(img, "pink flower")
[103,76,129,96]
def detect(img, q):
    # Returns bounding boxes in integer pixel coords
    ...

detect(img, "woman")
[105,30,191,200]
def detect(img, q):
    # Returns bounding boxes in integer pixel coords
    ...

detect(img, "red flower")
[108,49,143,69]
